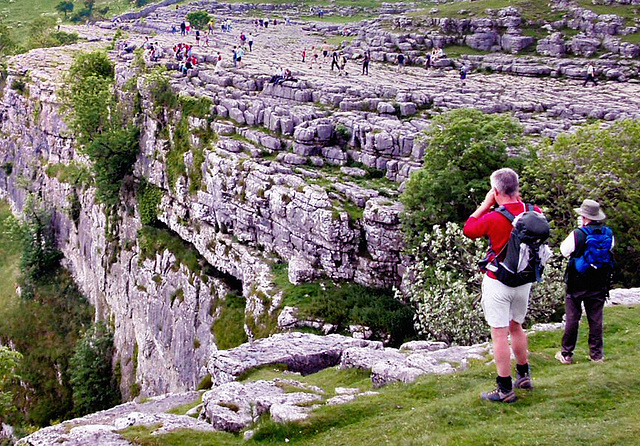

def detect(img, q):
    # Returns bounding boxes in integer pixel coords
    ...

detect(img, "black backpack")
[479,204,551,287]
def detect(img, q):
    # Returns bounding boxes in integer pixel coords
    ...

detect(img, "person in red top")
[464,168,539,403]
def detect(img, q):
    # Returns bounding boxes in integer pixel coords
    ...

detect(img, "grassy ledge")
[119,304,640,445]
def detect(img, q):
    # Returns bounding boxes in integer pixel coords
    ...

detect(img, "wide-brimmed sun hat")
[574,199,606,221]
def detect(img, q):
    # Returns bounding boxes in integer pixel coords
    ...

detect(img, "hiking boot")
[480,387,517,403]
[555,351,573,364]
[589,356,604,364]
[514,371,533,390]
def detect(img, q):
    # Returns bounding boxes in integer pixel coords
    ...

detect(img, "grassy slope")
[121,304,640,446]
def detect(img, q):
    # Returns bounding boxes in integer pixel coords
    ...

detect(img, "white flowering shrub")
[403,222,565,345]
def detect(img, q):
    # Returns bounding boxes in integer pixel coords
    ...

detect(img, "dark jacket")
[565,222,614,293]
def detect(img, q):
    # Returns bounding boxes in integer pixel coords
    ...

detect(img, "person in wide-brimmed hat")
[557,199,615,365]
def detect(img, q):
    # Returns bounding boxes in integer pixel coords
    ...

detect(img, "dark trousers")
[583,74,598,86]
[561,288,606,360]
[363,61,369,74]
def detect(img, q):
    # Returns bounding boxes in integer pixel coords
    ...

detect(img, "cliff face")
[0,42,406,398]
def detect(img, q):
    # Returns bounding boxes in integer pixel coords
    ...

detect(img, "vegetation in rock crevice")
[273,263,415,347]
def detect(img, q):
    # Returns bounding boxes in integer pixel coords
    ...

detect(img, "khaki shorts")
[481,275,532,328]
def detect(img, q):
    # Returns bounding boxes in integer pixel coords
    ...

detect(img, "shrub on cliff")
[186,11,212,30]
[404,223,564,345]
[522,120,640,287]
[65,51,115,145]
[85,125,140,207]
[69,322,121,416]
[64,51,140,208]
[400,108,525,249]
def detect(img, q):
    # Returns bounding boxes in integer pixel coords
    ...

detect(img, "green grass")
[121,305,640,445]
[211,293,248,350]
[576,0,640,24]
[299,14,376,24]
[410,0,566,22]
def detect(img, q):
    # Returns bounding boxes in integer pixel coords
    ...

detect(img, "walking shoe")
[589,356,604,363]
[514,372,533,390]
[480,387,517,403]
[555,351,573,364]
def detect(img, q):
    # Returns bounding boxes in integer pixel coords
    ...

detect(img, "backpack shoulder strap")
[495,205,515,223]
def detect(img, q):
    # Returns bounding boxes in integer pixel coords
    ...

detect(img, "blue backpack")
[573,225,614,274]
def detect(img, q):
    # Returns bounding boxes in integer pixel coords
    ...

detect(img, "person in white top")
[556,199,614,364]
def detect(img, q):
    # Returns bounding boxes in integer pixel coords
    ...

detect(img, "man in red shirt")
[463,168,537,403]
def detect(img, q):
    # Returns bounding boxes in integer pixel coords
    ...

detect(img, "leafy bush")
[186,11,211,30]
[522,120,640,286]
[404,223,564,345]
[27,17,78,49]
[137,180,163,226]
[84,126,140,207]
[0,346,21,420]
[69,322,121,416]
[69,51,114,81]
[401,108,525,248]
[65,51,116,146]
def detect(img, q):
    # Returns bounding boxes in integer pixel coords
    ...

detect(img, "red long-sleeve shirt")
[463,201,541,278]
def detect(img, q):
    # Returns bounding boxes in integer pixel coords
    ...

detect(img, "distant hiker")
[362,50,370,75]
[185,21,191,34]
[464,168,545,403]
[425,52,431,69]
[302,48,306,63]
[248,33,254,52]
[232,46,238,67]
[396,52,405,71]
[556,199,614,365]
[331,50,339,71]
[322,42,330,63]
[236,46,245,68]
[180,21,186,36]
[583,63,598,87]
[338,53,348,76]
[195,29,200,45]
[460,64,467,87]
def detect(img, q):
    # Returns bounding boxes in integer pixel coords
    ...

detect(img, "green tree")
[69,323,120,416]
[55,1,74,20]
[0,346,21,421]
[522,120,640,286]
[400,108,525,248]
[27,16,78,49]
[186,10,211,30]
[19,208,63,289]
[27,17,57,49]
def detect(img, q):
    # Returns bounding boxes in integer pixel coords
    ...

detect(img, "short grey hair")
[490,168,519,197]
